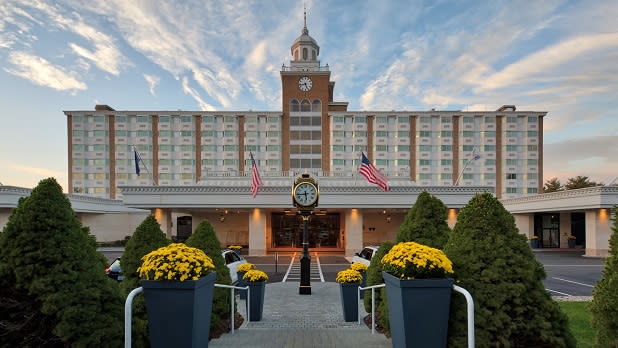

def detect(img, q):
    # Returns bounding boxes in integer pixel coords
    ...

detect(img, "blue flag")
[134,148,141,176]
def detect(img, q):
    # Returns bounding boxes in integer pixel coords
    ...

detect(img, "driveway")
[534,250,605,297]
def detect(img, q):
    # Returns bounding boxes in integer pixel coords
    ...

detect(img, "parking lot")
[99,248,606,297]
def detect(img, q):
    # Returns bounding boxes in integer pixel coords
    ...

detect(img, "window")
[181,131,192,137]
[138,116,149,123]
[463,145,474,152]
[420,117,431,124]
[300,99,311,112]
[311,100,321,112]
[484,131,495,137]
[224,131,238,137]
[462,131,474,137]
[94,115,105,123]
[419,159,431,166]
[419,173,432,180]
[398,116,409,123]
[223,145,238,151]
[419,131,431,137]
[375,131,388,137]
[506,187,519,194]
[463,174,473,180]
[527,145,538,151]
[440,145,452,151]
[441,117,451,124]
[441,159,452,166]
[441,173,452,180]
[397,145,409,152]
[506,145,517,152]
[507,131,518,137]
[527,159,537,166]
[375,145,387,152]
[528,116,536,123]
[159,130,171,137]
[115,130,128,137]
[181,159,195,166]
[485,159,495,166]
[397,159,409,166]
[484,173,496,180]
[527,131,538,137]
[375,116,387,124]
[303,47,308,60]
[440,131,452,137]
[420,145,432,151]
[266,145,280,152]
[72,130,84,137]
[73,115,84,123]
[527,188,538,194]
[159,116,170,123]
[333,116,344,123]
[506,173,517,180]
[507,116,517,123]
[463,117,474,124]
[397,131,409,138]
[506,159,517,166]
[484,117,495,124]
[484,145,495,152]
[528,173,538,180]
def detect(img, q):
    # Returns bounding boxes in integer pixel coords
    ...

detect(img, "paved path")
[209,282,391,347]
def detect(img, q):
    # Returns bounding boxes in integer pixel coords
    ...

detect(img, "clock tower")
[281,10,348,173]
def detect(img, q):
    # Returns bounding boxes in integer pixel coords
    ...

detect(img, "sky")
[1,0,617,191]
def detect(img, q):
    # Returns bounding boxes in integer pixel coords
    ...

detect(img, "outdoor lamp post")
[292,174,319,295]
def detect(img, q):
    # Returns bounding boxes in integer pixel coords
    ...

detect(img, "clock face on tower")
[298,76,312,92]
[293,182,318,206]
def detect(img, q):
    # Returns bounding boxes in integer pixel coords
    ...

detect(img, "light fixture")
[386,215,392,223]
[219,216,225,223]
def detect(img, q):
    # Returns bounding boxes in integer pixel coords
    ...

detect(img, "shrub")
[363,241,394,331]
[590,205,618,347]
[445,192,575,347]
[121,215,170,347]
[186,220,234,338]
[395,191,450,249]
[0,178,124,346]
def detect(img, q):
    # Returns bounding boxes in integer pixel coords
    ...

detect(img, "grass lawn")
[559,301,595,348]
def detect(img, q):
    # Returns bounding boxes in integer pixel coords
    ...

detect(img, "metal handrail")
[359,283,475,348]
[124,283,249,348]
[358,283,385,334]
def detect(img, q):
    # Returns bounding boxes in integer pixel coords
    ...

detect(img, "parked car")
[351,245,379,266]
[105,249,248,284]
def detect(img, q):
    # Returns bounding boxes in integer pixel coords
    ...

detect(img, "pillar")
[249,208,267,255]
[345,209,363,256]
[152,208,173,239]
[559,211,572,248]
[585,209,611,257]
[513,213,535,239]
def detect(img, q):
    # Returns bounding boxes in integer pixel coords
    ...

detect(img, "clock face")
[293,182,318,206]
[298,76,312,92]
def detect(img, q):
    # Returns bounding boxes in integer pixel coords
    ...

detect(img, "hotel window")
[419,131,431,137]
[159,116,170,123]
[463,117,474,124]
[244,145,257,152]
[159,130,171,137]
[484,173,496,180]
[115,130,128,137]
[397,159,409,166]
[311,100,321,112]
[267,116,279,123]
[441,117,451,123]
[419,173,432,180]
[506,145,517,152]
[419,159,431,166]
[506,159,517,166]
[137,130,151,137]
[528,173,538,180]
[332,145,344,151]
[354,131,367,137]
[181,159,195,166]
[224,116,235,123]
[73,130,85,137]
[333,116,344,123]
[441,159,452,166]
[419,117,431,124]
[159,145,173,152]
[506,131,518,137]
[333,159,345,165]
[440,131,452,137]
[92,130,106,137]
[527,145,538,151]
[528,116,536,123]
[180,145,195,152]
[181,116,192,123]
[420,145,432,151]
[463,174,473,180]
[376,131,388,137]
[527,159,537,166]
[375,116,387,124]
[506,173,517,180]
[300,99,311,112]
[463,145,474,152]
[507,116,517,123]
[527,131,538,137]
[223,145,238,151]
[266,145,280,151]
[354,145,365,152]
[440,145,452,151]
[484,131,495,137]
[397,131,409,138]
[224,131,238,137]
[441,173,452,180]
[267,159,280,166]
[397,145,409,151]
[355,115,367,123]
[484,117,495,124]
[94,115,105,123]
[203,115,214,123]
[375,145,387,151]
[527,188,538,194]
[73,115,84,122]
[138,116,149,123]
[115,144,129,152]
[484,145,495,152]
[398,116,409,123]
[462,131,474,137]
[485,159,495,166]
[181,131,192,137]
[506,187,519,194]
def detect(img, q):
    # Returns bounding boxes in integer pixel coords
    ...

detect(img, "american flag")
[359,152,389,191]
[250,151,262,198]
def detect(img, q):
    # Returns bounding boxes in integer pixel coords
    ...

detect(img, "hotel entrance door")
[271,213,340,248]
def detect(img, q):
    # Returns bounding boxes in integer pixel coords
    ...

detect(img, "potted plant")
[336,268,363,322]
[381,241,454,348]
[530,235,540,248]
[137,243,216,348]
[567,235,576,248]
[350,262,368,298]
[236,262,255,300]
[228,245,242,255]
[243,269,269,321]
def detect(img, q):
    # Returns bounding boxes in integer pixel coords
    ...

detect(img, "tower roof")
[291,8,319,56]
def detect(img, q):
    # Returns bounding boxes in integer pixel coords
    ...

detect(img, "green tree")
[445,192,575,347]
[396,191,450,248]
[121,215,170,347]
[0,178,124,346]
[186,220,233,338]
[565,175,600,190]
[590,206,618,347]
[363,241,394,330]
[543,177,563,192]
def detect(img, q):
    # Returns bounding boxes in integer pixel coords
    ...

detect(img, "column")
[345,209,363,256]
[585,209,611,257]
[513,213,535,238]
[559,212,572,248]
[152,208,173,238]
[249,208,267,255]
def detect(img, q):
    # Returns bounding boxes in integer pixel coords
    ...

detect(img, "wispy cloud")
[143,74,160,96]
[8,163,64,178]
[181,77,215,111]
[4,51,86,91]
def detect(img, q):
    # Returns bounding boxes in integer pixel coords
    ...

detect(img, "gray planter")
[141,272,216,348]
[248,281,266,321]
[339,283,359,322]
[383,272,453,348]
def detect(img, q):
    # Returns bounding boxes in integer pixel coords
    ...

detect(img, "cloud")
[4,51,86,91]
[181,76,215,111]
[8,163,65,178]
[143,74,160,96]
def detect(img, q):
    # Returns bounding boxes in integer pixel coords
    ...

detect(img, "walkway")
[209,282,391,347]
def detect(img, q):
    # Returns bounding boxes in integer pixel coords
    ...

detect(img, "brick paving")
[209,282,391,347]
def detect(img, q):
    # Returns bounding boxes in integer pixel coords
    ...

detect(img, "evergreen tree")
[363,241,394,330]
[186,219,233,338]
[543,177,563,192]
[445,193,575,347]
[396,191,450,248]
[121,215,170,347]
[0,178,124,346]
[564,175,600,190]
[590,206,618,347]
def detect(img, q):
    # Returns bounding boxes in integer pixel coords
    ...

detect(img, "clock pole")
[299,211,312,295]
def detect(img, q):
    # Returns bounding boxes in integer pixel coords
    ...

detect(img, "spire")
[302,4,308,35]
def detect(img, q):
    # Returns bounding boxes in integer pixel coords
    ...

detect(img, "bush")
[590,205,618,347]
[444,192,575,347]
[0,178,124,346]
[396,191,450,248]
[363,241,394,331]
[121,215,170,347]
[186,220,234,338]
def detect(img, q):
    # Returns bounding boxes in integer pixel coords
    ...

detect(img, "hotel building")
[60,18,563,255]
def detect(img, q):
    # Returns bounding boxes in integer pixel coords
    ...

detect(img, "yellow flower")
[350,262,368,272]
[381,242,453,280]
[137,243,216,282]
[237,263,255,273]
[243,269,269,282]
[336,269,362,284]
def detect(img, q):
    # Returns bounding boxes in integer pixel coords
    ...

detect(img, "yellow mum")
[336,269,363,284]
[243,269,269,282]
[138,243,216,282]
[381,242,453,280]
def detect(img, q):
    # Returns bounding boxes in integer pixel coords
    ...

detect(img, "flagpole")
[454,146,479,186]
[133,145,156,186]
[354,152,362,186]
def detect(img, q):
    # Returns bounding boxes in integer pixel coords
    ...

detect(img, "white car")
[351,245,379,267]
[221,249,248,284]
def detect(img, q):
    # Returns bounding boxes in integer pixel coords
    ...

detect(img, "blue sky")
[1,0,617,190]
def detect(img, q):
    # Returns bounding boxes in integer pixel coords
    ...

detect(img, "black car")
[105,258,124,281]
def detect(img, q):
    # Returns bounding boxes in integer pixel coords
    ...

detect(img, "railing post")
[453,284,475,348]
[230,287,235,334]
[124,287,143,348]
[371,287,376,335]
